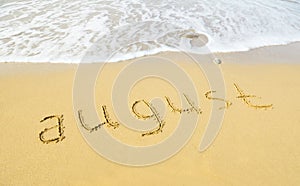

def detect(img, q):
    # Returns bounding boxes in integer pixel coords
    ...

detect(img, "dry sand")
[0,43,300,185]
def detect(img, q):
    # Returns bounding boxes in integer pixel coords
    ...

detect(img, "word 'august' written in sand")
[38,83,273,144]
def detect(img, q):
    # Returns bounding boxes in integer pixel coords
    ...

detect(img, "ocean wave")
[0,0,300,63]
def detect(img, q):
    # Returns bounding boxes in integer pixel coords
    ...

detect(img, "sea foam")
[0,0,300,63]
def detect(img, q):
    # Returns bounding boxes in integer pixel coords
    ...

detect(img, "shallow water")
[0,0,299,62]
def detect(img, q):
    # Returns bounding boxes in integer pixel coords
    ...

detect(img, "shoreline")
[0,41,299,65]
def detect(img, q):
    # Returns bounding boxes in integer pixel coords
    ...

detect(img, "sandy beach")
[0,43,300,185]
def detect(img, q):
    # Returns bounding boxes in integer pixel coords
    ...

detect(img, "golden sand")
[0,44,300,185]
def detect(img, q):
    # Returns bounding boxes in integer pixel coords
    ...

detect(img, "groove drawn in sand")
[183,94,202,114]
[132,100,165,137]
[165,96,182,113]
[39,115,65,144]
[165,94,202,114]
[205,90,232,110]
[78,105,119,133]
[234,83,273,110]
[102,105,120,129]
[77,94,201,137]
[75,84,273,141]
[78,110,105,132]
